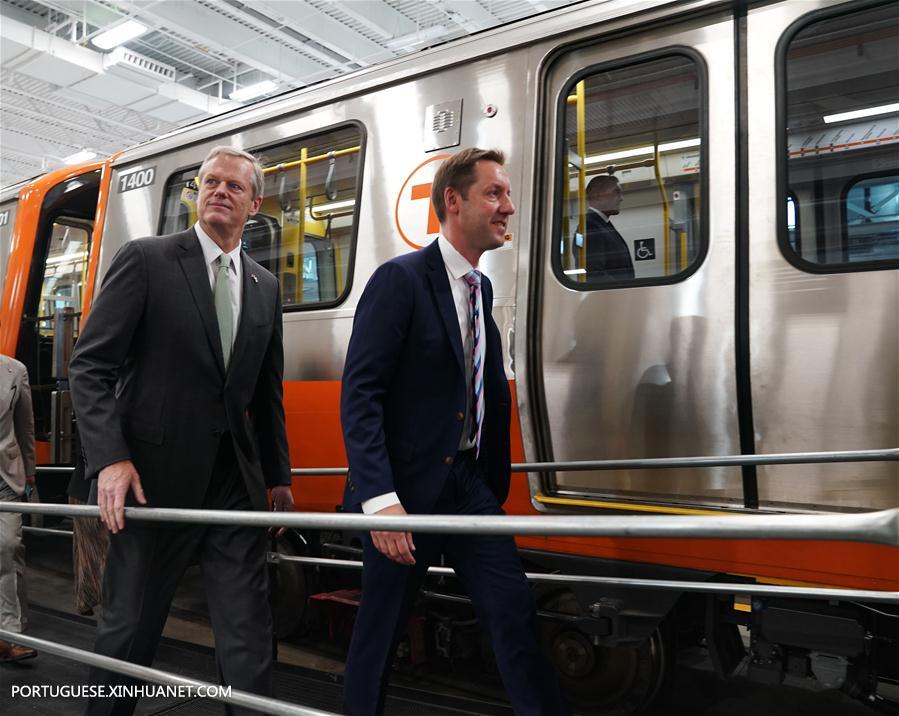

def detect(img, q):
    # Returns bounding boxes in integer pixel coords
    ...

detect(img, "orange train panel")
[35,441,51,466]
[79,156,122,331]
[283,378,898,593]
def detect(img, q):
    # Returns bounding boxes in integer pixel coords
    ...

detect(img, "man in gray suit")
[0,353,37,662]
[70,146,293,715]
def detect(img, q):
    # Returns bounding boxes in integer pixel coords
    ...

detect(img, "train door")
[0,163,109,483]
[746,0,898,511]
[529,8,742,510]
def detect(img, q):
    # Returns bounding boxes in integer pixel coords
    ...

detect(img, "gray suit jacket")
[0,354,36,495]
[69,228,291,510]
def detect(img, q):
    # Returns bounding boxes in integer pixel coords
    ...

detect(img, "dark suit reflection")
[585,209,634,282]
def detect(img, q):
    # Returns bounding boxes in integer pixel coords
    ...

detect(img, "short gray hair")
[199,145,265,198]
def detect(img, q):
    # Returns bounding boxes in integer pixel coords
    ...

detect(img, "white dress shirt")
[361,236,482,515]
[588,206,612,223]
[195,222,242,338]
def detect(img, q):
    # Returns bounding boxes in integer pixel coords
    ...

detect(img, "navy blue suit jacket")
[585,211,634,281]
[340,239,511,514]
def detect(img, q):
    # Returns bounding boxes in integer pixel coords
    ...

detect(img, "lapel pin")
[251,274,258,283]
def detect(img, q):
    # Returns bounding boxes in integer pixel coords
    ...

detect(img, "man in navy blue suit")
[583,174,634,282]
[340,148,570,715]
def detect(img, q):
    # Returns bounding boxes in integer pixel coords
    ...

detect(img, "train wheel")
[270,532,308,639]
[539,591,669,715]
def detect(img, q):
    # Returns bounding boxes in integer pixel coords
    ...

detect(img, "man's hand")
[371,504,415,566]
[97,460,146,534]
[269,485,295,537]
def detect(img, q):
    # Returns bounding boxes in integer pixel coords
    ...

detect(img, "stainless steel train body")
[97,0,897,514]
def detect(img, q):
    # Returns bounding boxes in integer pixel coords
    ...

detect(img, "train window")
[38,221,91,320]
[159,123,363,310]
[554,52,705,289]
[779,3,899,271]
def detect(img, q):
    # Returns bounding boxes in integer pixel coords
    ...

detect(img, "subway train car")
[1,0,897,711]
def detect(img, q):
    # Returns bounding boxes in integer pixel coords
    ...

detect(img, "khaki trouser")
[0,479,27,632]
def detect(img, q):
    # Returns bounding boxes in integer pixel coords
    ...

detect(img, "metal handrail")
[37,446,899,478]
[510,447,899,472]
[22,528,896,602]
[0,630,334,716]
[286,447,899,476]
[23,526,74,537]
[278,555,899,604]
[3,502,898,547]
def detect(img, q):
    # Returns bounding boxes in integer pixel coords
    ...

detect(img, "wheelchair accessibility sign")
[634,239,656,261]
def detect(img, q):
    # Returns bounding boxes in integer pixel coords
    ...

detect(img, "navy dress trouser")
[343,452,570,716]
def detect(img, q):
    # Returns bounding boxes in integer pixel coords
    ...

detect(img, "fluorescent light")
[564,268,586,276]
[585,146,654,164]
[823,102,899,124]
[585,139,701,165]
[91,19,148,50]
[63,150,97,165]
[386,25,447,49]
[658,138,701,152]
[311,199,355,214]
[229,80,278,102]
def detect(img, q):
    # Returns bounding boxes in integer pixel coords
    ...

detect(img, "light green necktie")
[214,253,234,368]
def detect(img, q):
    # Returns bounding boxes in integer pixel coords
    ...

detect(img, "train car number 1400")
[117,167,157,194]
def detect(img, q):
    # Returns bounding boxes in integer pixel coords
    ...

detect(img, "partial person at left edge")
[69,146,294,716]
[0,353,38,663]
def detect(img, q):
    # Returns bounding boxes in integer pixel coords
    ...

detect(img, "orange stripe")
[282,379,898,592]
[80,153,123,330]
[789,134,899,157]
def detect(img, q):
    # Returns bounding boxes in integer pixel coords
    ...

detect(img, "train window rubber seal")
[774,0,899,275]
[549,46,710,292]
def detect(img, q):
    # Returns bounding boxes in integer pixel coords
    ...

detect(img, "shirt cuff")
[361,492,401,514]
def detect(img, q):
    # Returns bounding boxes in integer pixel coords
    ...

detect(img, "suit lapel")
[424,241,465,376]
[176,229,226,378]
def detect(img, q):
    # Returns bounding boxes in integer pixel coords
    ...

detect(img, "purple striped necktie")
[464,270,485,457]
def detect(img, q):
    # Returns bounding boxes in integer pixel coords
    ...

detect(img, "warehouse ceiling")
[1,0,581,187]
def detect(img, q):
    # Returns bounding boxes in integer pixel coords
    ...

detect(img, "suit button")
[212,428,223,436]
[455,411,464,421]
[350,484,355,492]
[444,456,454,465]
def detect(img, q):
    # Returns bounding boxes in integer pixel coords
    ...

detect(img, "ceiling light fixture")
[229,80,278,102]
[585,146,654,164]
[310,198,356,214]
[823,102,899,124]
[63,150,97,165]
[91,19,148,50]
[658,138,701,152]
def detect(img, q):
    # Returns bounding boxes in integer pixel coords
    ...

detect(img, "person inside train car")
[69,145,293,715]
[340,148,570,716]
[0,353,38,663]
[583,174,635,281]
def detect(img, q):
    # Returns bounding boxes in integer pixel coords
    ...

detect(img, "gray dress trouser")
[0,479,27,633]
